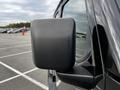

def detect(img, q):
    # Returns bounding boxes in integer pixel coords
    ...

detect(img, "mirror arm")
[48,70,57,90]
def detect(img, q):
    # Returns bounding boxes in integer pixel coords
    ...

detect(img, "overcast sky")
[0,0,60,26]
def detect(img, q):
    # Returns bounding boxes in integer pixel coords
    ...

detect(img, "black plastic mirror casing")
[31,18,76,72]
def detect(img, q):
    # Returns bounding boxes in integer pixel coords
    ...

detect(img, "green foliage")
[4,22,31,28]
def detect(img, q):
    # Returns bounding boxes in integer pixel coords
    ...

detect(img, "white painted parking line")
[0,51,32,59]
[0,75,21,84]
[57,80,61,87]
[23,73,48,90]
[96,86,102,90]
[0,68,38,84]
[0,40,30,43]
[23,68,38,74]
[0,62,48,90]
[0,44,31,50]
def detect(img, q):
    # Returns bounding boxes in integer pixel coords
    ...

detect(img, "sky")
[0,0,60,26]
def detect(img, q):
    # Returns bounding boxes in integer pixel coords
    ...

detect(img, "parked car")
[7,29,14,34]
[31,0,120,90]
[13,27,28,33]
[0,29,4,33]
[0,29,8,33]
[12,28,23,33]
[7,28,28,34]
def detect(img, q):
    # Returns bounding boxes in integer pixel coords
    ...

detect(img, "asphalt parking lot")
[0,32,78,90]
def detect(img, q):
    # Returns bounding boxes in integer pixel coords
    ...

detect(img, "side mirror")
[31,18,103,89]
[31,18,76,72]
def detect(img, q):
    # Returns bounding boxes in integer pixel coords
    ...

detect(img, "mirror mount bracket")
[48,70,57,90]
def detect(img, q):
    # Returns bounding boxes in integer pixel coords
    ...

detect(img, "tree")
[4,22,31,28]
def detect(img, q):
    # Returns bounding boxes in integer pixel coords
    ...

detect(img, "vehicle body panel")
[54,0,120,90]
[93,0,120,90]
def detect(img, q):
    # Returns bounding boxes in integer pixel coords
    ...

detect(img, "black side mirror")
[31,18,76,72]
[31,18,103,89]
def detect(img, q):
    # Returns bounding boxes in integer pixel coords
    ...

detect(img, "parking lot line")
[96,86,101,90]
[0,51,32,59]
[0,75,21,84]
[0,61,48,90]
[23,68,38,74]
[0,40,30,43]
[0,44,31,50]
[57,80,61,87]
[0,68,38,84]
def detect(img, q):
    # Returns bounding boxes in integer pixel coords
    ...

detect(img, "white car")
[7,29,14,34]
